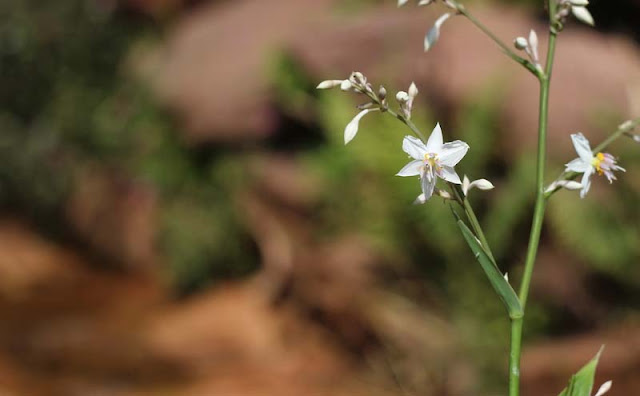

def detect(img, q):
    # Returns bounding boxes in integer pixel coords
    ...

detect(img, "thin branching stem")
[455,4,541,77]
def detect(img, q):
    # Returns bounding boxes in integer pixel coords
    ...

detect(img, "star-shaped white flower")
[396,123,469,202]
[565,133,625,198]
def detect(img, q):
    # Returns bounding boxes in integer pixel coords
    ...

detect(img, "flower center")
[423,152,440,169]
[591,152,606,175]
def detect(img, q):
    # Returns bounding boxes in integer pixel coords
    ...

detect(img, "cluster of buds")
[317,72,388,144]
[514,30,542,73]
[395,82,419,120]
[555,0,594,29]
[317,72,427,144]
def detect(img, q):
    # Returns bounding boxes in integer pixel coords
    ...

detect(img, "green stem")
[509,24,559,396]
[456,5,540,76]
[509,317,524,396]
[463,191,496,263]
[385,108,428,142]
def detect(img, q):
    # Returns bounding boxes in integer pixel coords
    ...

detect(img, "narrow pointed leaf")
[457,220,523,318]
[558,347,604,396]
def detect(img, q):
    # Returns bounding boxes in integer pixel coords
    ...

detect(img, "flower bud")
[408,82,419,99]
[418,0,434,5]
[514,37,528,50]
[316,80,343,90]
[378,86,387,101]
[350,71,365,84]
[435,188,453,200]
[528,29,539,62]
[462,175,495,195]
[340,80,353,91]
[396,91,409,103]
[571,6,595,26]
[544,180,583,193]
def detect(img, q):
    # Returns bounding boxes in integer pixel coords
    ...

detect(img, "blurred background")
[1,0,639,395]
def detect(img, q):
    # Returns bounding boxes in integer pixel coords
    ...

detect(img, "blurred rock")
[147,0,639,156]
[65,165,158,271]
[151,0,335,142]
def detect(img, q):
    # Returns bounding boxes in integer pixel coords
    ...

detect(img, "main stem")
[508,30,558,396]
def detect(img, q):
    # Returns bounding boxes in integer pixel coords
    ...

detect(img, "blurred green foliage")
[0,0,257,292]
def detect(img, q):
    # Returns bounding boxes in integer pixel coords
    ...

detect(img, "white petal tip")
[413,193,428,205]
[594,380,612,396]
[408,82,419,98]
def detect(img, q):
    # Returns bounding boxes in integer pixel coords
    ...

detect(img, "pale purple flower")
[565,133,625,198]
[397,123,469,202]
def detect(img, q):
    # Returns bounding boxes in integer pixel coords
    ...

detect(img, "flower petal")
[439,166,462,184]
[579,167,594,198]
[565,157,592,173]
[425,123,444,153]
[424,13,451,52]
[438,140,469,166]
[570,133,594,162]
[344,109,373,145]
[420,170,438,200]
[402,135,427,160]
[396,160,423,177]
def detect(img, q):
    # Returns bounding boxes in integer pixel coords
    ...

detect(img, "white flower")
[397,123,469,202]
[565,133,625,198]
[462,175,495,196]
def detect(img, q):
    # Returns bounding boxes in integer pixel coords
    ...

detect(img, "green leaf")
[456,220,523,319]
[558,346,604,396]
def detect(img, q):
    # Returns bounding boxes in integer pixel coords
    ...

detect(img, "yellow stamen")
[423,153,441,171]
[592,152,605,175]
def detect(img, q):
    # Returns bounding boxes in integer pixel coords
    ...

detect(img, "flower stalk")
[508,9,559,395]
